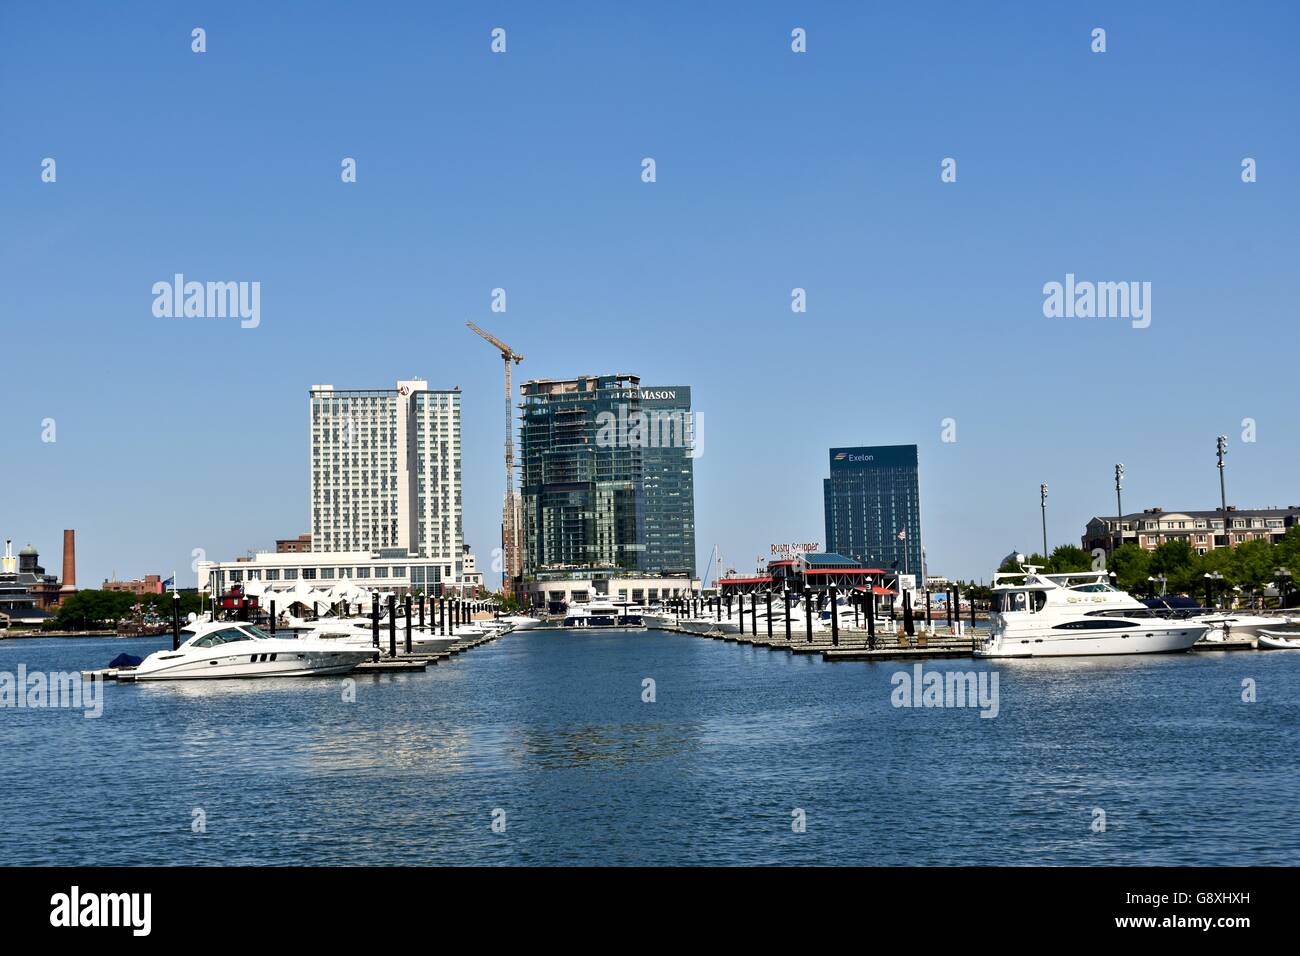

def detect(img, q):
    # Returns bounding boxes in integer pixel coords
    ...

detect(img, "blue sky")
[2,1,1297,588]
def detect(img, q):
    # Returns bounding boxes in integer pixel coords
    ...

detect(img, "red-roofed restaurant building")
[718,552,898,599]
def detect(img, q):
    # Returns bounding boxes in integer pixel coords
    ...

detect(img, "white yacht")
[284,614,479,650]
[133,620,373,680]
[562,601,645,628]
[976,565,1207,658]
[496,614,540,630]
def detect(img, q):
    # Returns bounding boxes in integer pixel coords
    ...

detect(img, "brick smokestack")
[60,529,77,593]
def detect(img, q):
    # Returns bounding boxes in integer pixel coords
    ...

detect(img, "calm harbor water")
[1,629,1297,866]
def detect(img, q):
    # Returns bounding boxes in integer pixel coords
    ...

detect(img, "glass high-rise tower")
[518,376,697,579]
[823,444,923,577]
[633,385,696,576]
[519,375,645,576]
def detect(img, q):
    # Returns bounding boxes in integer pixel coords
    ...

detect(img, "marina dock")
[654,617,985,661]
[653,620,1267,661]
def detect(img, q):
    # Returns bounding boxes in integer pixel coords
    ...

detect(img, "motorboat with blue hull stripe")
[976,564,1207,658]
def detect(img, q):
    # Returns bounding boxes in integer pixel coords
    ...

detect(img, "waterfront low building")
[1083,505,1300,556]
[720,552,897,597]
[461,544,484,595]
[519,572,699,613]
[197,544,484,603]
[103,574,165,596]
[0,540,62,624]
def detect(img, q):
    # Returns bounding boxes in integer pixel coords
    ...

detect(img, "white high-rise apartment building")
[309,379,462,577]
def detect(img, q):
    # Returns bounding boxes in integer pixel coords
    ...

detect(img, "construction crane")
[467,322,524,594]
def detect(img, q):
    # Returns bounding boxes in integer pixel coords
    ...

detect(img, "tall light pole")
[1216,435,1229,549]
[1040,483,1049,559]
[1113,463,1125,551]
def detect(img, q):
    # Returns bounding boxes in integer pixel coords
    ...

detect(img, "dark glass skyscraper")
[823,445,923,577]
[634,385,696,576]
[519,375,645,576]
[518,376,697,580]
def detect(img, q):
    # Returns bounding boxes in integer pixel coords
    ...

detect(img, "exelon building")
[823,444,923,579]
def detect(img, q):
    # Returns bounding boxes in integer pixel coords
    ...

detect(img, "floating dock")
[654,619,983,661]
[652,620,1267,661]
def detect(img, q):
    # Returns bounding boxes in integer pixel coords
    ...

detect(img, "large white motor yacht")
[133,620,374,680]
[976,565,1207,658]
[562,601,645,628]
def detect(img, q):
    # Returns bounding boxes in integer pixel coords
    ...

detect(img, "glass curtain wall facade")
[520,375,644,577]
[823,444,923,577]
[634,385,696,576]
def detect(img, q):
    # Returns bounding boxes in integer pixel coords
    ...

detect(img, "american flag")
[897,528,907,541]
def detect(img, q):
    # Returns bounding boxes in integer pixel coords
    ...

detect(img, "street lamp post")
[1114,463,1125,551]
[1276,569,1293,609]
[1040,483,1049,559]
[1216,435,1229,548]
[1204,571,1224,610]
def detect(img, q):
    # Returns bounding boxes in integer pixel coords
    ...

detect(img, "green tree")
[1149,539,1198,593]
[1045,545,1093,573]
[1229,539,1276,599]
[52,590,136,630]
[139,591,204,620]
[1106,544,1151,593]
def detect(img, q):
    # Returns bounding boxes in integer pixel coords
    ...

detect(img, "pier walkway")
[651,621,1257,661]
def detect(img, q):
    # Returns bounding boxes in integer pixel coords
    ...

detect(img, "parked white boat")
[134,620,372,680]
[1192,613,1279,643]
[562,601,644,628]
[497,614,540,630]
[1258,631,1300,650]
[976,565,1206,658]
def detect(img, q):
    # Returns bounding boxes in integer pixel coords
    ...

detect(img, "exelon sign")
[828,445,918,469]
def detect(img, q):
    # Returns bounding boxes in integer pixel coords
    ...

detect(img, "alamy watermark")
[595,403,704,459]
[50,886,151,936]
[1042,273,1150,329]
[1,666,103,718]
[890,663,999,718]
[152,273,260,329]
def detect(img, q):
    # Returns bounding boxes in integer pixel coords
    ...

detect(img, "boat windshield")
[191,626,259,648]
[1069,583,1116,593]
[241,625,273,639]
[992,590,1047,612]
